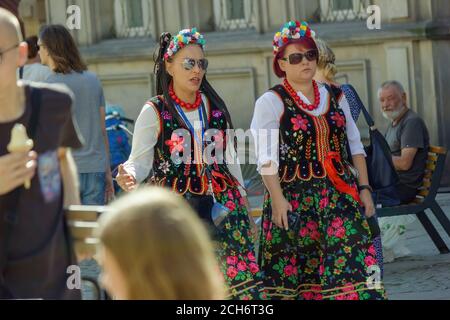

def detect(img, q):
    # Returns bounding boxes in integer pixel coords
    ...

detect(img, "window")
[126,0,144,28]
[227,0,245,20]
[114,0,153,38]
[320,0,370,22]
[213,0,256,31]
[334,0,354,11]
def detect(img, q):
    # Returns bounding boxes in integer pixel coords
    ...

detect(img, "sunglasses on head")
[182,58,208,71]
[280,50,318,65]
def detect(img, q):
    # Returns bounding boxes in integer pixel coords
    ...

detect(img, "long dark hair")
[153,33,236,135]
[39,24,87,74]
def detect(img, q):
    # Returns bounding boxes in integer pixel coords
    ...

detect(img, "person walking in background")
[38,24,114,299]
[314,38,384,277]
[38,24,114,205]
[97,187,226,300]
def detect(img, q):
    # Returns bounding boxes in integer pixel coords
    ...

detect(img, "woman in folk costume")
[251,21,387,300]
[116,28,266,300]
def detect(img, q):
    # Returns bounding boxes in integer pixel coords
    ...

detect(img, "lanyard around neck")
[174,102,207,149]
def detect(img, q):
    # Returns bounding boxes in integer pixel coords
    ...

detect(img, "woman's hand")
[360,189,376,218]
[260,165,291,230]
[116,164,137,192]
[0,151,37,195]
[271,194,292,230]
[242,196,259,238]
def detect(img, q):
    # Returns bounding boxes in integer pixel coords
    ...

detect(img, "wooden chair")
[66,205,106,259]
[65,205,107,300]
[376,146,450,254]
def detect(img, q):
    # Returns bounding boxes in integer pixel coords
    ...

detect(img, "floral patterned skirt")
[189,187,267,300]
[258,177,387,300]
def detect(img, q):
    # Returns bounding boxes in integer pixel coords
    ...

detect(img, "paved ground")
[80,192,450,300]
[251,191,450,300]
[383,193,450,300]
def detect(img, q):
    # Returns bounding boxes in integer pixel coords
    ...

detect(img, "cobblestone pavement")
[383,193,450,300]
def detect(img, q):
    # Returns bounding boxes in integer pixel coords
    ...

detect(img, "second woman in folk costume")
[116,28,265,300]
[251,21,387,300]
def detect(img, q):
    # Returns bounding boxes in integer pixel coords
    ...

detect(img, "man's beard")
[382,105,406,121]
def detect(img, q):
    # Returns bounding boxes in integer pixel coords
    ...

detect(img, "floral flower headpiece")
[273,20,316,56]
[164,28,206,60]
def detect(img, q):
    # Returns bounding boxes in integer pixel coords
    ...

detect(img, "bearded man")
[379,80,430,204]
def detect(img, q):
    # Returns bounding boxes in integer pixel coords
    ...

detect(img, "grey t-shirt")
[46,71,107,173]
[385,109,430,189]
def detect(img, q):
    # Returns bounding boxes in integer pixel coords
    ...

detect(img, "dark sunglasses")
[182,58,208,71]
[280,50,318,65]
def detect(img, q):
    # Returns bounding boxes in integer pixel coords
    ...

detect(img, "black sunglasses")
[182,58,208,71]
[280,50,318,65]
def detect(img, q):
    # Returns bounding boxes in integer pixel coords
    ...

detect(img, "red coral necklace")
[283,79,320,111]
[169,83,202,110]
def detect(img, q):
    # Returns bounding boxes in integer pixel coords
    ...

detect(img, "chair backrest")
[66,205,107,258]
[416,146,448,201]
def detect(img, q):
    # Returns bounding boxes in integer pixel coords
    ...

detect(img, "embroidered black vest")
[147,95,238,196]
[271,84,352,184]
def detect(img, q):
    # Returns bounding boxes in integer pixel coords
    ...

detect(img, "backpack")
[105,105,133,171]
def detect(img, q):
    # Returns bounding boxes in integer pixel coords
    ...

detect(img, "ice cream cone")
[7,124,34,189]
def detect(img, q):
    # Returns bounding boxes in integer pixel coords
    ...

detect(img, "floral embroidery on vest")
[147,95,238,195]
[271,85,351,184]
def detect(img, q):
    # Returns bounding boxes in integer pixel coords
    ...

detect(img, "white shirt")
[123,95,247,196]
[250,83,366,172]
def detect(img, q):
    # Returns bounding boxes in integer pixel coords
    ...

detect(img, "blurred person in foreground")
[97,187,226,300]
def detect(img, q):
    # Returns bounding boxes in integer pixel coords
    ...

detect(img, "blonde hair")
[0,8,24,42]
[316,38,338,82]
[97,187,226,300]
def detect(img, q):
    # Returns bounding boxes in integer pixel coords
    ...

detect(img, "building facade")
[18,0,450,184]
